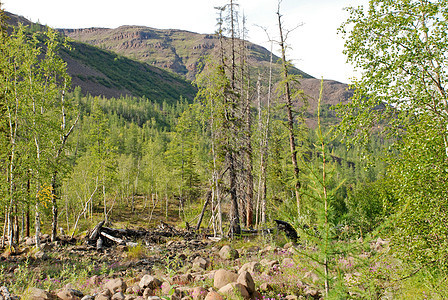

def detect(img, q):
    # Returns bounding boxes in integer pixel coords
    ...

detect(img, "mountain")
[5,12,352,114]
[59,26,313,82]
[59,25,353,117]
[5,12,197,102]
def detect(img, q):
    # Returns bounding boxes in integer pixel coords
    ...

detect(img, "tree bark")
[277,3,302,214]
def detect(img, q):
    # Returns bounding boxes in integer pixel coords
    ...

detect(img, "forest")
[1,0,448,299]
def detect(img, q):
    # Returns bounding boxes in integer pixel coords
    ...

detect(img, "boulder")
[218,245,239,260]
[104,278,127,294]
[204,291,223,300]
[161,282,171,295]
[237,271,255,294]
[139,275,162,290]
[251,291,263,300]
[26,287,52,300]
[57,288,83,300]
[259,282,274,292]
[190,287,208,300]
[111,292,125,300]
[213,269,239,289]
[239,262,262,274]
[218,283,249,299]
[192,257,210,270]
[89,275,101,286]
[142,288,153,298]
[94,289,111,300]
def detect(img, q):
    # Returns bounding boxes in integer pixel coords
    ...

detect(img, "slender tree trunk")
[51,171,58,242]
[229,152,241,236]
[14,205,18,244]
[2,208,7,248]
[26,178,30,237]
[277,4,301,214]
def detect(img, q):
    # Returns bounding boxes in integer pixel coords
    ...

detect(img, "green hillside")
[62,40,197,103]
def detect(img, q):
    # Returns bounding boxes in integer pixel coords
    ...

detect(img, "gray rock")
[218,245,239,260]
[57,288,84,300]
[142,288,153,298]
[104,278,127,294]
[218,283,249,299]
[26,287,52,300]
[239,261,262,274]
[213,269,238,290]
[111,292,125,300]
[204,291,223,300]
[190,287,208,300]
[237,271,255,294]
[139,275,162,290]
[192,257,210,270]
[95,289,111,300]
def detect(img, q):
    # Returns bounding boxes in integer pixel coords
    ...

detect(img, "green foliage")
[338,0,448,275]
[345,179,395,237]
[64,41,197,103]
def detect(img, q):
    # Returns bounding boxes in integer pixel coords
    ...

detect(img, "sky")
[3,0,369,83]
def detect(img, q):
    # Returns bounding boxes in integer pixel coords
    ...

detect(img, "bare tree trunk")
[196,191,212,231]
[229,152,241,236]
[277,2,302,214]
[13,205,18,244]
[2,208,7,248]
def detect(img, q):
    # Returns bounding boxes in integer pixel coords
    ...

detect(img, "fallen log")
[274,219,298,242]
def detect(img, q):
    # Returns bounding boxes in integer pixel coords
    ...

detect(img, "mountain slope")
[59,26,313,81]
[5,12,197,102]
[61,41,197,101]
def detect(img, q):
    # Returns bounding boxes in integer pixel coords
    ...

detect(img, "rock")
[251,291,263,300]
[237,271,255,294]
[161,282,171,295]
[285,295,298,300]
[81,296,94,300]
[26,287,52,300]
[139,275,162,290]
[89,275,101,286]
[34,251,49,260]
[104,278,127,294]
[204,291,223,300]
[95,289,111,300]
[218,283,249,299]
[239,262,262,274]
[259,283,273,292]
[303,271,319,283]
[213,269,239,289]
[111,292,125,300]
[172,274,193,284]
[303,286,320,298]
[57,288,83,300]
[147,297,162,300]
[259,259,279,268]
[192,257,210,270]
[142,288,153,298]
[218,245,239,260]
[190,287,208,300]
[127,284,141,295]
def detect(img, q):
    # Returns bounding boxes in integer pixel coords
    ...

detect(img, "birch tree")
[339,0,448,270]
